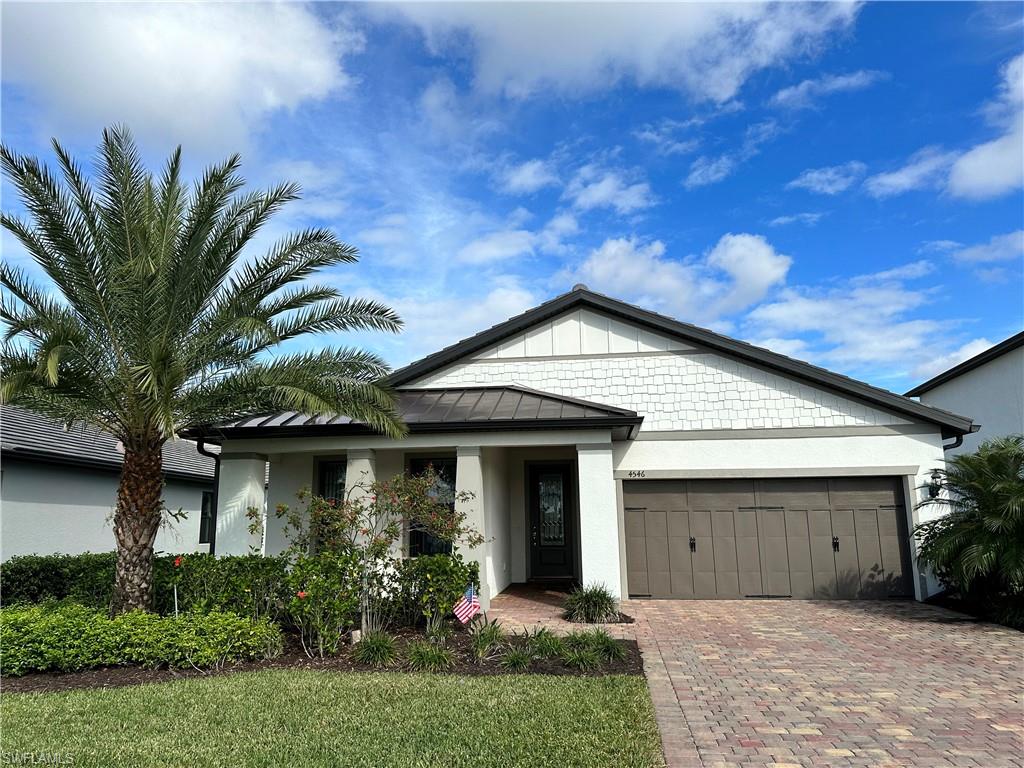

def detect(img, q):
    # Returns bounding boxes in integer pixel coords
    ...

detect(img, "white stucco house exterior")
[1,406,216,560]
[188,287,975,609]
[906,331,1023,457]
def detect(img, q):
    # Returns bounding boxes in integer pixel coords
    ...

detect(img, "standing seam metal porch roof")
[184,386,643,441]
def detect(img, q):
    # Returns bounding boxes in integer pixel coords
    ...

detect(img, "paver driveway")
[633,600,1023,768]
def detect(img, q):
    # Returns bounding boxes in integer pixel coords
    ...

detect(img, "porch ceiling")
[183,386,643,442]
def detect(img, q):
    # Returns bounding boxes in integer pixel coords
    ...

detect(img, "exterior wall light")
[928,468,943,498]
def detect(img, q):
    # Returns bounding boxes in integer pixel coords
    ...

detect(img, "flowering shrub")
[275,467,484,634]
[0,602,282,676]
[286,553,361,657]
[393,554,480,632]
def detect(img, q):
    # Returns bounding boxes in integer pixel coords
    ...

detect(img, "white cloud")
[770,70,887,110]
[863,146,959,198]
[565,165,655,214]
[634,120,701,156]
[853,260,935,283]
[356,214,411,249]
[912,338,995,380]
[496,159,560,194]
[786,161,866,194]
[947,54,1024,200]
[1,3,357,151]
[950,230,1024,263]
[918,239,963,254]
[570,232,791,318]
[457,229,536,264]
[685,120,781,189]
[379,3,859,102]
[769,212,826,227]
[456,212,580,264]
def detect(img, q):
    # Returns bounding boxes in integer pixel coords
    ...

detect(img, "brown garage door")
[623,477,913,599]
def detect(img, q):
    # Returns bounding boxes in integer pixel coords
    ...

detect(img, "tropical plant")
[562,583,620,623]
[915,435,1024,626]
[406,639,455,672]
[467,616,504,662]
[524,627,564,659]
[0,127,405,612]
[352,631,397,668]
[499,646,532,672]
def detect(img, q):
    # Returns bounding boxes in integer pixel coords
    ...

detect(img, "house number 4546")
[627,470,647,478]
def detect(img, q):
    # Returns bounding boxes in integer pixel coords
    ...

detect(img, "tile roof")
[1,405,215,481]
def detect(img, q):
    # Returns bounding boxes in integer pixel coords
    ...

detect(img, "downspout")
[196,439,220,555]
[943,423,980,452]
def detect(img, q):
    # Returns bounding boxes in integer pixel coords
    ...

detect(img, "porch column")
[576,443,622,598]
[216,453,267,556]
[456,446,489,610]
[264,453,314,556]
[344,449,376,502]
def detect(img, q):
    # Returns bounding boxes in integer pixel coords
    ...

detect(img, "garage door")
[623,477,913,599]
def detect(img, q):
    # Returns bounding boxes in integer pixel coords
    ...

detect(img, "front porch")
[205,386,644,610]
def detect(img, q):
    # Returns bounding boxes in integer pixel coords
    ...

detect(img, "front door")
[528,463,575,581]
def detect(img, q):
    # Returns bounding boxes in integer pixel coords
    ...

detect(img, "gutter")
[195,439,220,555]
[943,423,980,452]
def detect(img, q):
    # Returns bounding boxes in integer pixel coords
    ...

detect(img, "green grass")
[0,670,664,768]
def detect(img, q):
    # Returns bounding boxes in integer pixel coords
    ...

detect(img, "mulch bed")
[1,629,644,695]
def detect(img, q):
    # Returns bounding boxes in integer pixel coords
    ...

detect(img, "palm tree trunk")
[111,438,165,613]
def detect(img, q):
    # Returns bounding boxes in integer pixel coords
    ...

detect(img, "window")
[318,460,347,502]
[199,491,215,545]
[407,457,456,556]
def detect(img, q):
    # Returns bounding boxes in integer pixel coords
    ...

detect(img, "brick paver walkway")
[489,589,1024,768]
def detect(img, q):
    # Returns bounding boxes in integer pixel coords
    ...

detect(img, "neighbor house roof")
[184,386,644,442]
[1,405,215,482]
[905,330,1024,397]
[386,285,974,438]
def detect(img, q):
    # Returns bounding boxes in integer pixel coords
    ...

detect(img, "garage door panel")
[784,509,815,598]
[758,508,791,596]
[757,478,830,507]
[831,508,861,598]
[712,509,740,596]
[878,506,913,597]
[828,477,900,507]
[690,509,717,597]
[736,509,763,596]
[625,509,650,595]
[808,509,839,597]
[644,510,670,574]
[854,508,885,597]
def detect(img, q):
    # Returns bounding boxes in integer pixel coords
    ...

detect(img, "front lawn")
[1,669,664,768]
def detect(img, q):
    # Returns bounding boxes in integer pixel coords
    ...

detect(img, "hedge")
[0,553,290,620]
[0,602,283,676]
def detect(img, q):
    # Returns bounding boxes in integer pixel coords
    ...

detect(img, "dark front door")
[528,463,575,580]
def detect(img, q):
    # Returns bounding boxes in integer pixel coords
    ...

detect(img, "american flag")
[453,584,481,624]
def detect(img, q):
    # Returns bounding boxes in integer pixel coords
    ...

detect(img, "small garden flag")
[453,584,481,624]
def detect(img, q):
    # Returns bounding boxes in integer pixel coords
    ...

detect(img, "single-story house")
[905,330,1023,456]
[1,405,216,560]
[187,286,975,609]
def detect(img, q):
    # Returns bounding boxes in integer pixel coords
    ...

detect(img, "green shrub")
[287,553,362,657]
[561,646,601,671]
[500,647,532,672]
[525,627,564,659]
[0,552,290,621]
[0,552,117,609]
[406,639,455,672]
[393,554,480,630]
[468,617,504,662]
[916,435,1024,628]
[565,628,626,662]
[562,583,619,623]
[352,631,397,668]
[0,602,282,676]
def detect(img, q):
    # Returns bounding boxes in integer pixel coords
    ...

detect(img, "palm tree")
[1,127,406,613]
[915,435,1024,622]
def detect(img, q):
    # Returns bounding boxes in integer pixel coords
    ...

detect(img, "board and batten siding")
[410,309,909,432]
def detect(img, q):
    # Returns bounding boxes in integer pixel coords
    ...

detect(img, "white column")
[456,446,489,610]
[344,449,377,503]
[576,443,622,598]
[216,454,267,556]
[264,453,314,556]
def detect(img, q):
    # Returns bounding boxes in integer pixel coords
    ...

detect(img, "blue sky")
[2,2,1022,392]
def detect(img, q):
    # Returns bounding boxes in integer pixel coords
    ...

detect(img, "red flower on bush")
[296,590,308,599]
[173,556,183,568]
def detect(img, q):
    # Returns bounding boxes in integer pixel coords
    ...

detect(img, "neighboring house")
[906,331,1024,456]
[1,405,216,560]
[186,286,974,608]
